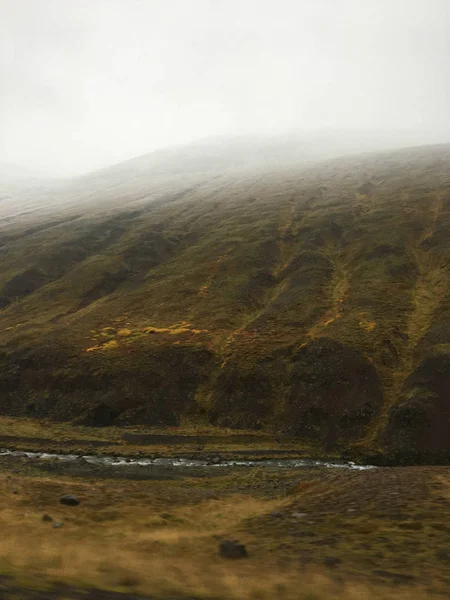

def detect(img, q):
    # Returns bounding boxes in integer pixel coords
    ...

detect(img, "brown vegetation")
[0,454,449,598]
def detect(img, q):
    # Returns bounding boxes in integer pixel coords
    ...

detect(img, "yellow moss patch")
[198,284,209,297]
[103,340,119,350]
[117,328,133,337]
[145,326,178,334]
[85,339,119,352]
[144,324,208,336]
[359,320,376,332]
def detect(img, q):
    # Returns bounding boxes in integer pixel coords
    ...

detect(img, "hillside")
[1,139,450,462]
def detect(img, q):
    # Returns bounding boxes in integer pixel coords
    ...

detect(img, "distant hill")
[0,162,37,182]
[1,137,450,463]
[0,132,430,223]
[0,164,54,228]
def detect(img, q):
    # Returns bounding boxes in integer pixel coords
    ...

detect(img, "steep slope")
[1,141,450,461]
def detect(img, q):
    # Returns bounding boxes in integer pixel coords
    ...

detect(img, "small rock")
[219,539,248,559]
[52,521,64,529]
[324,556,342,568]
[292,512,308,519]
[270,511,283,518]
[211,457,221,465]
[12,490,18,495]
[60,495,80,506]
[42,514,53,522]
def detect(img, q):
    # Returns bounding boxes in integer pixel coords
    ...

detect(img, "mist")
[1,0,450,177]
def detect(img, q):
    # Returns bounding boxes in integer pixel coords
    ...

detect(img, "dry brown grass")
[0,466,447,599]
[0,471,286,597]
[0,416,294,458]
[0,416,119,442]
[0,533,438,600]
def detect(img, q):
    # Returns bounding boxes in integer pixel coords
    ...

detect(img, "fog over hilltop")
[2,132,449,225]
[1,0,450,177]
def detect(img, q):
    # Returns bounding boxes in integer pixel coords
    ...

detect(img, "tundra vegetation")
[1,139,450,597]
[2,141,450,462]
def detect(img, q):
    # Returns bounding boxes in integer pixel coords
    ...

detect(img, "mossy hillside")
[0,338,217,425]
[2,144,450,458]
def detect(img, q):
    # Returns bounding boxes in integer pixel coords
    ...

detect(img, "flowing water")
[0,449,375,470]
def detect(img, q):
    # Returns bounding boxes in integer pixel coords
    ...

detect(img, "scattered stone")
[292,512,308,519]
[12,490,18,495]
[270,511,283,518]
[211,457,221,465]
[42,514,53,523]
[324,556,342,568]
[219,539,248,559]
[60,495,80,506]
[52,522,64,529]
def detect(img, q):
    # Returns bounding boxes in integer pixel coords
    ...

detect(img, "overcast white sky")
[1,0,450,176]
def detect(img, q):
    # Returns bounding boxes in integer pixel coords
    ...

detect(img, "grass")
[0,416,323,460]
[0,454,449,598]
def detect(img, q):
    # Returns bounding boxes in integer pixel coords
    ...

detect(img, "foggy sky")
[1,0,450,176]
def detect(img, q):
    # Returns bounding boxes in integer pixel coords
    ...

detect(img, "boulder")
[60,495,80,506]
[219,539,248,559]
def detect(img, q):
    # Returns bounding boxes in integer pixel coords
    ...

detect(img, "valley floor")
[0,420,449,599]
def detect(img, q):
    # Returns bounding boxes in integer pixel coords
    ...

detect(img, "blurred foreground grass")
[0,450,449,599]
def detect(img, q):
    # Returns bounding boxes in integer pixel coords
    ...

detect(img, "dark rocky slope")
[2,140,450,461]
